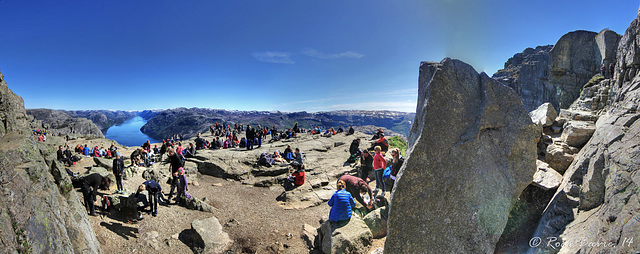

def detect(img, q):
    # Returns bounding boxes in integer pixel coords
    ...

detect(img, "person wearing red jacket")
[373,146,387,193]
[284,162,305,190]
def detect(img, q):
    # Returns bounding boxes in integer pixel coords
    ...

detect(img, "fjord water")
[105,116,160,147]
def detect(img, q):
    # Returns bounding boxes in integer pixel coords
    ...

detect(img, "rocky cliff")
[26,108,105,138]
[65,110,138,133]
[140,108,414,140]
[0,70,101,253]
[493,30,621,112]
[386,58,539,253]
[527,8,640,253]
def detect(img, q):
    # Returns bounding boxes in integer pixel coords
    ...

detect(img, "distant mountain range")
[25,108,415,140]
[140,108,415,140]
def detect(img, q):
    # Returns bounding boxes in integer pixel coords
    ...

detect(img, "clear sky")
[0,0,637,113]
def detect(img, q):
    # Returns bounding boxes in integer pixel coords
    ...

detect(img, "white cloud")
[251,51,295,64]
[301,48,364,59]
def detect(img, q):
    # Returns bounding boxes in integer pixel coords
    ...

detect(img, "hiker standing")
[112,152,125,194]
[166,148,184,203]
[373,146,387,193]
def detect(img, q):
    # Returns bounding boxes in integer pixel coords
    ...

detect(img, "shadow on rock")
[99,221,138,240]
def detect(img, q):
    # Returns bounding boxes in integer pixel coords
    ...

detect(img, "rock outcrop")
[318,216,372,254]
[191,216,233,254]
[386,58,539,253]
[26,108,105,138]
[0,69,101,253]
[527,9,640,253]
[493,45,554,111]
[493,30,621,112]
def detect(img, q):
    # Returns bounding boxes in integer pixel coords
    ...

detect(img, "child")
[177,167,191,200]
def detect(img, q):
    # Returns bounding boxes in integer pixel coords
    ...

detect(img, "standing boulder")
[387,58,539,253]
[191,216,233,254]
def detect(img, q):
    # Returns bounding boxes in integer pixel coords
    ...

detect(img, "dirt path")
[63,134,388,253]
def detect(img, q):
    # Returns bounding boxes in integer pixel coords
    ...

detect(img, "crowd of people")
[63,119,403,227]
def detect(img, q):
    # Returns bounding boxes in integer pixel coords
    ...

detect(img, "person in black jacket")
[166,148,183,203]
[112,153,125,193]
[57,146,71,166]
[360,150,374,181]
[81,173,111,216]
[347,125,355,135]
[136,180,162,218]
[389,148,404,191]
[246,125,255,150]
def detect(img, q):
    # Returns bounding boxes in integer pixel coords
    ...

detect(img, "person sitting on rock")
[130,148,142,167]
[57,145,71,166]
[372,128,384,140]
[81,173,111,216]
[284,162,305,191]
[294,148,304,164]
[112,152,125,194]
[83,144,91,156]
[232,135,239,147]
[338,174,374,209]
[370,133,389,152]
[337,126,344,133]
[92,146,100,157]
[347,125,355,135]
[136,180,162,218]
[347,138,361,163]
[142,140,151,153]
[239,137,247,148]
[283,145,294,162]
[328,180,357,226]
[184,143,196,158]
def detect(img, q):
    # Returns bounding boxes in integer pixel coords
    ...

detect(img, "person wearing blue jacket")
[82,144,91,156]
[328,180,356,226]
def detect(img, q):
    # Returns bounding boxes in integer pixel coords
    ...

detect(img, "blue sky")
[0,0,637,113]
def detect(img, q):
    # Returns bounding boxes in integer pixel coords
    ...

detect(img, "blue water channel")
[105,116,161,147]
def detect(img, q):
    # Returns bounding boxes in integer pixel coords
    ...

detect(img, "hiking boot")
[152,212,157,217]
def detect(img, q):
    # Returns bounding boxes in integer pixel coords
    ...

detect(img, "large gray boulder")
[548,30,602,109]
[560,120,596,147]
[318,216,372,254]
[532,160,562,190]
[363,207,387,239]
[530,102,558,127]
[387,58,539,253]
[528,10,640,253]
[191,216,233,254]
[544,142,576,174]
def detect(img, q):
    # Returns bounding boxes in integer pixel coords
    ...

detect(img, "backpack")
[101,195,112,212]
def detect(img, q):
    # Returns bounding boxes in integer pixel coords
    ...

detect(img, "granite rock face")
[493,30,621,112]
[386,58,539,253]
[528,10,640,253]
[0,70,29,137]
[0,69,102,253]
[493,45,553,111]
